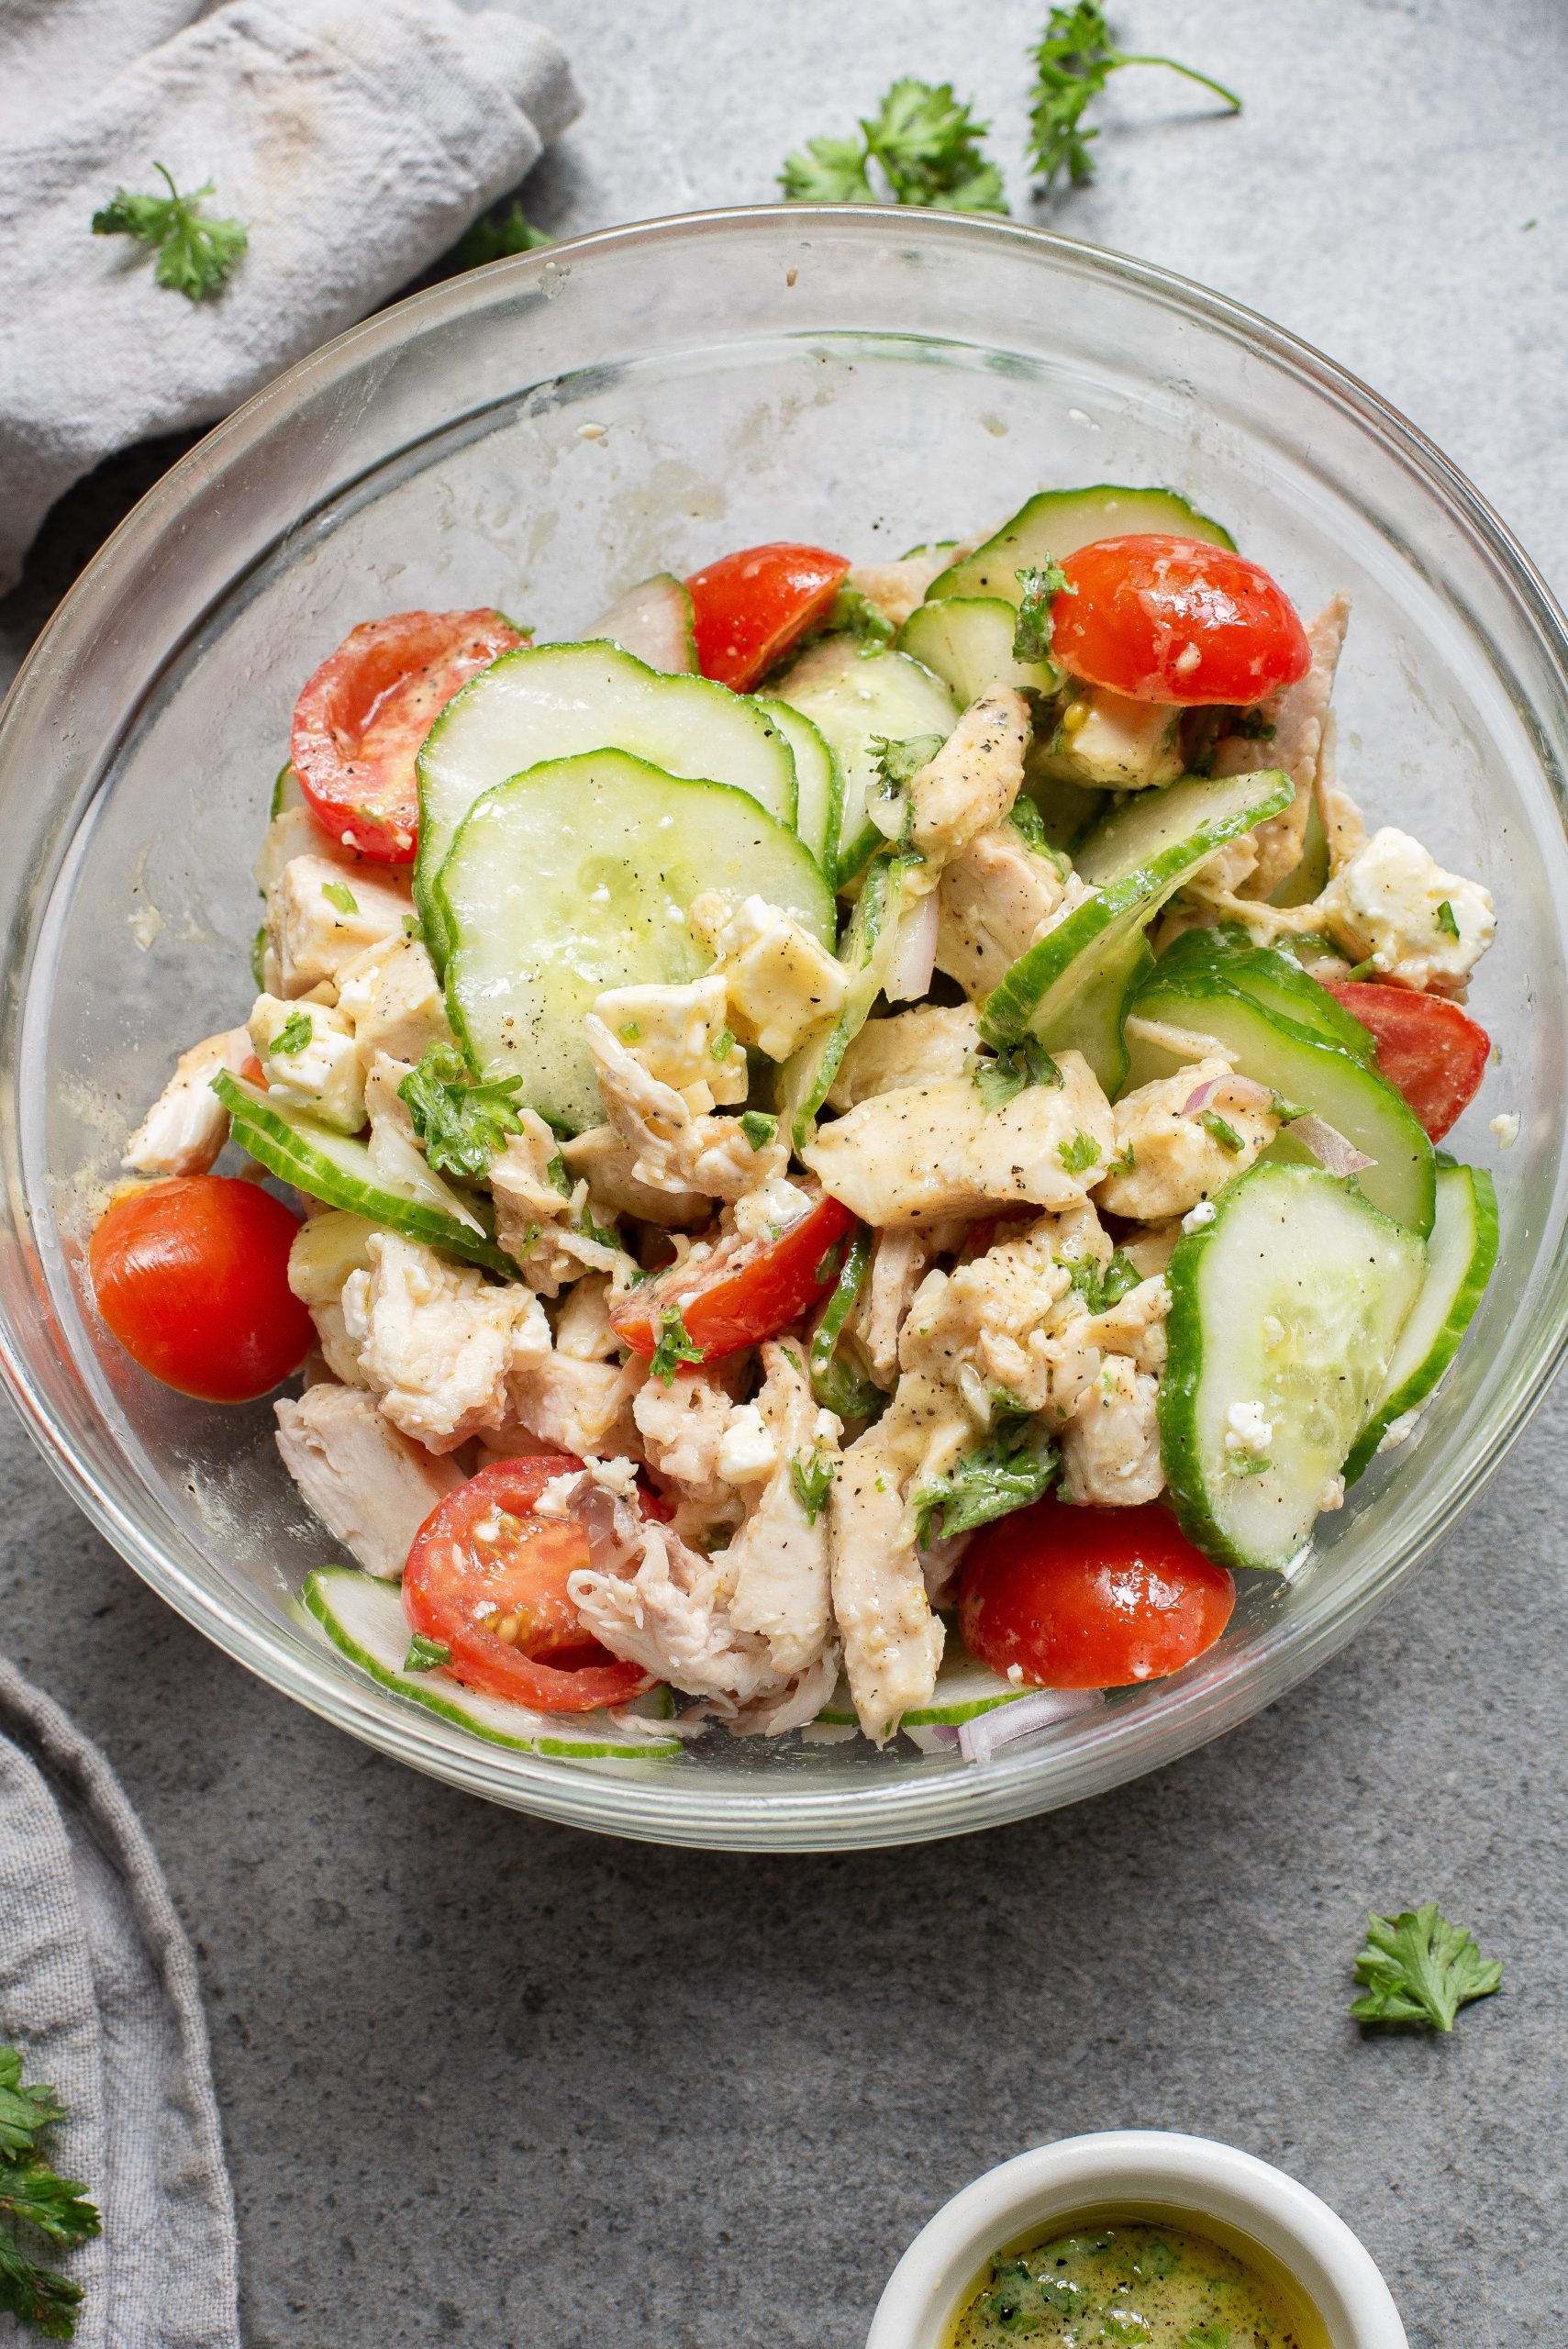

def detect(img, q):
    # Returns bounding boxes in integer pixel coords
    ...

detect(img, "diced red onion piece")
[1287,1112,1375,1176]
[886,888,940,1002]
[949,1687,1105,1762]
[1181,1074,1275,1118]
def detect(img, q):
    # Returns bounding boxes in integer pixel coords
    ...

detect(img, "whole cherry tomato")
[684,543,850,691]
[89,1175,313,1402]
[1051,534,1311,706]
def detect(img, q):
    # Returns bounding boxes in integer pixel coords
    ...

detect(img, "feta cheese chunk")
[1318,826,1495,994]
[592,973,748,1108]
[717,1403,779,1485]
[1224,1399,1273,1459]
[264,855,413,997]
[249,994,366,1131]
[688,892,847,1063]
[121,1026,251,1175]
[335,934,450,1070]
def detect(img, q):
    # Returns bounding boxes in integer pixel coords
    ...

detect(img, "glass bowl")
[1,207,1563,1853]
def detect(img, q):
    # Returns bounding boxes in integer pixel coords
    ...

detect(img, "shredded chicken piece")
[935,825,1087,1000]
[1118,1220,1183,1280]
[827,1004,982,1112]
[122,1027,251,1175]
[633,1374,741,1523]
[899,1222,1100,1428]
[560,1125,710,1228]
[585,1014,791,1201]
[845,553,946,628]
[1060,1353,1164,1507]
[567,1484,784,1708]
[851,1228,933,1386]
[829,1436,946,1745]
[1094,1058,1279,1222]
[1212,595,1351,899]
[552,1275,621,1363]
[726,1344,840,1674]
[1080,1275,1170,1376]
[509,1352,645,1461]
[904,691,1029,884]
[802,1049,1116,1225]
[275,1385,463,1578]
[342,1232,550,1452]
[1315,712,1367,874]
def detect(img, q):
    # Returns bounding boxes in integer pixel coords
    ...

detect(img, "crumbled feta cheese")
[534,1471,586,1520]
[249,993,366,1131]
[1223,1399,1273,1457]
[731,1175,811,1241]
[592,972,748,1108]
[717,1403,778,1484]
[1490,1111,1520,1151]
[1317,1472,1346,1514]
[687,890,847,1062]
[1376,1408,1423,1455]
[1182,1199,1218,1232]
[1006,1663,1025,1685]
[1318,827,1495,994]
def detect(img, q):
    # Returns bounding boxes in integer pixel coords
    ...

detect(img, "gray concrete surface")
[2,3,1566,2343]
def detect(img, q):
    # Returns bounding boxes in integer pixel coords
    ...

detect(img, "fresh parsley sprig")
[650,1305,705,1385]
[398,1041,526,1181]
[1351,1903,1501,2032]
[0,2047,100,2339]
[915,1415,1058,1545]
[1014,560,1074,662]
[459,201,552,270]
[782,78,1008,214]
[789,1450,835,1525]
[1027,4,1241,195]
[92,162,248,301]
[974,1035,1064,1113]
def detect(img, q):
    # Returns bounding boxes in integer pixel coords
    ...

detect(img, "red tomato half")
[404,1455,651,1712]
[609,1188,856,1364]
[89,1175,312,1403]
[958,1496,1235,1689]
[291,608,522,862]
[1051,534,1312,707]
[684,543,850,691]
[1325,981,1491,1142]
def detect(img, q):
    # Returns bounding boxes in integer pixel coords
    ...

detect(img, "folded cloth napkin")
[0,0,581,592]
[0,1655,239,2347]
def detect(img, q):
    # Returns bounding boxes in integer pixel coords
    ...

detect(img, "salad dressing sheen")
[944,2218,1329,2349]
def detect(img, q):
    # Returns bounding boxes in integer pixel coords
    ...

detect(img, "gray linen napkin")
[0,0,581,593]
[0,1655,238,2348]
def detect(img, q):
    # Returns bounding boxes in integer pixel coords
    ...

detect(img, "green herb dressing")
[945,2219,1328,2349]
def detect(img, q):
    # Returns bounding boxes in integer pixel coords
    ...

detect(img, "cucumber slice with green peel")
[1054,929,1155,1097]
[926,484,1236,606]
[414,641,798,951]
[980,768,1293,1066]
[896,596,1061,702]
[437,751,836,1133]
[755,696,840,871]
[303,1567,684,1759]
[1343,1162,1497,1484]
[1153,929,1374,1062]
[1270,792,1330,907]
[815,1648,1038,1731]
[773,637,958,886]
[270,762,305,818]
[584,574,697,673]
[215,1073,515,1275]
[1129,966,1436,1235]
[775,847,911,1152]
[1020,759,1105,852]
[1159,1163,1427,1572]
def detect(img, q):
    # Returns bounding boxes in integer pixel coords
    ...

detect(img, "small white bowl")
[866,2131,1408,2349]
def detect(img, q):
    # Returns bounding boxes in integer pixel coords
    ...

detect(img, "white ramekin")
[866,2131,1408,2349]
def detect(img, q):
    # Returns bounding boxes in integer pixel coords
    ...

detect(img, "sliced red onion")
[917,1687,1105,1761]
[1181,1074,1275,1118]
[1288,1112,1375,1176]
[885,888,940,1002]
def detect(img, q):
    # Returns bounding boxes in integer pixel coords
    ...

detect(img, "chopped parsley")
[1104,1141,1137,1177]
[789,1450,835,1525]
[403,1634,452,1673]
[1067,1248,1140,1315]
[711,1027,737,1061]
[272,1009,313,1057]
[618,1021,643,1042]
[573,1206,620,1250]
[1351,1902,1501,2032]
[1056,1129,1102,1174]
[739,1110,778,1151]
[871,732,946,789]
[397,1041,526,1180]
[1435,898,1460,939]
[827,584,896,649]
[1200,1107,1245,1153]
[914,1415,1058,1544]
[91,161,247,300]
[781,77,1007,214]
[320,879,359,917]
[1013,558,1074,662]
[650,1305,705,1385]
[974,1035,1063,1112]
[0,2045,100,2337]
[1027,3,1241,195]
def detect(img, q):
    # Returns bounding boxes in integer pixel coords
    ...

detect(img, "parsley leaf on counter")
[915,1415,1058,1544]
[92,163,247,301]
[1351,1903,1502,2031]
[651,1305,704,1385]
[459,202,552,269]
[1027,4,1241,195]
[0,2048,99,2339]
[398,1041,526,1181]
[783,78,1008,215]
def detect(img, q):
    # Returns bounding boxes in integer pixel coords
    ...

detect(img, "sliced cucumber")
[775,847,910,1152]
[1160,1163,1426,1571]
[1129,966,1435,1235]
[303,1567,684,1759]
[415,641,798,950]
[584,574,697,673]
[215,1073,514,1275]
[1056,929,1155,1097]
[1153,929,1374,1062]
[773,638,957,885]
[926,484,1235,606]
[755,696,840,872]
[1344,1161,1497,1483]
[896,597,1060,702]
[437,751,836,1133]
[815,1646,1037,1731]
[1270,791,1330,907]
[270,762,305,818]
[980,769,1292,1072]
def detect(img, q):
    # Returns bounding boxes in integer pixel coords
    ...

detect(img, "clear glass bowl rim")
[4,203,1566,1852]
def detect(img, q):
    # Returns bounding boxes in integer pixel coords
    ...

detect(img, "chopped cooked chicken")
[509,1351,644,1460]
[727,1343,840,1674]
[341,1231,550,1452]
[249,994,365,1131]
[566,1483,786,1709]
[1094,1058,1279,1221]
[845,553,946,628]
[1060,1353,1164,1507]
[252,804,358,896]
[1314,713,1367,874]
[829,1435,946,1744]
[593,973,750,1108]
[335,934,450,1070]
[122,1027,251,1175]
[898,1219,1101,1428]
[723,1642,842,1738]
[1080,1275,1171,1376]
[827,1004,982,1111]
[488,1108,574,1257]
[1318,826,1495,996]
[585,1015,792,1201]
[802,1049,1116,1225]
[851,1227,934,1386]
[263,854,412,998]
[634,1373,742,1524]
[560,1124,710,1228]
[903,692,1029,883]
[935,823,1090,999]
[686,893,847,1062]
[274,1384,463,1578]
[1212,595,1351,898]
[552,1274,621,1362]
[1118,1219,1183,1279]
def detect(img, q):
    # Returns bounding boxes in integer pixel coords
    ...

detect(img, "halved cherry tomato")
[404,1455,651,1712]
[1051,534,1311,707]
[684,543,850,691]
[610,1187,856,1364]
[1325,980,1491,1143]
[291,608,522,863]
[89,1175,312,1403]
[958,1495,1235,1689]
